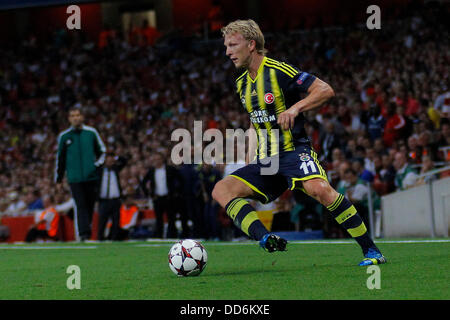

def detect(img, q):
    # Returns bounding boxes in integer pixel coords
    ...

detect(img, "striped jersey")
[235,56,316,160]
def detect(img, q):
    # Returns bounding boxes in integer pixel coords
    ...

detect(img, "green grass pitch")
[0,239,448,300]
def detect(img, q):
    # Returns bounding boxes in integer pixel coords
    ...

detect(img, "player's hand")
[277,105,300,130]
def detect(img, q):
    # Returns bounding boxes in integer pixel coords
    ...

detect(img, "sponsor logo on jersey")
[264,92,274,104]
[299,153,310,161]
[249,109,276,124]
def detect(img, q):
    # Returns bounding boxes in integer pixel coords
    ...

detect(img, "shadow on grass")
[202,268,292,277]
[200,261,353,277]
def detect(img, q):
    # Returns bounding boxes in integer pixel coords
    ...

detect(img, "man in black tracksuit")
[97,152,128,241]
[141,153,183,238]
[55,107,106,241]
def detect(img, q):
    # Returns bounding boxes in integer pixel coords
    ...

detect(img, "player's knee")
[316,185,339,206]
[304,179,337,205]
[211,182,223,203]
[212,179,231,205]
[212,177,251,208]
[307,186,323,202]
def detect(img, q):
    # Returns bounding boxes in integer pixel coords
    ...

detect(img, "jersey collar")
[247,56,266,83]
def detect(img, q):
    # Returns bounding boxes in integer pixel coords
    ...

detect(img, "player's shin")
[225,198,268,241]
[326,194,379,254]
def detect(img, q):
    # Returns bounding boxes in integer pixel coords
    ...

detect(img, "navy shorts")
[229,145,328,204]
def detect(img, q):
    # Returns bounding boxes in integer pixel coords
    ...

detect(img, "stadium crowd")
[0,2,448,241]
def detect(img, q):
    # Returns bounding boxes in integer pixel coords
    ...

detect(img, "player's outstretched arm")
[277,78,335,130]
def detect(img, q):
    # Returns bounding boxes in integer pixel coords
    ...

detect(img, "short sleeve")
[275,64,316,95]
[288,71,316,93]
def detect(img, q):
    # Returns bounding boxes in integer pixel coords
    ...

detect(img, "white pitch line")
[0,246,97,250]
[135,244,172,247]
[135,239,450,248]
[289,239,450,244]
[136,242,254,248]
[145,238,182,243]
[374,239,450,244]
[3,239,447,250]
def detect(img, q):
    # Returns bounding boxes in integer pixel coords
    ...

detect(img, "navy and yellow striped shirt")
[235,57,316,160]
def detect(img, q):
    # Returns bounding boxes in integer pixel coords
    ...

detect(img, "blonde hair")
[221,19,266,55]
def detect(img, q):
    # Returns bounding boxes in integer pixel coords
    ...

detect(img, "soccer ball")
[168,239,208,277]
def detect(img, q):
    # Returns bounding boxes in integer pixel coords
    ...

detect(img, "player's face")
[224,32,251,69]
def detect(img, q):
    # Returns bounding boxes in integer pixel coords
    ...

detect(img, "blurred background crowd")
[0,0,448,241]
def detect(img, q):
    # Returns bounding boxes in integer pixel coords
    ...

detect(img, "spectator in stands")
[407,135,421,164]
[403,91,421,117]
[352,145,365,164]
[418,130,438,160]
[349,102,366,134]
[351,158,364,178]
[393,151,419,191]
[383,103,406,147]
[367,105,385,142]
[436,121,450,162]
[378,154,397,194]
[207,0,225,35]
[337,103,351,129]
[4,191,27,216]
[115,191,140,241]
[372,155,385,194]
[433,88,450,119]
[139,19,161,47]
[342,168,380,229]
[344,139,357,160]
[364,148,377,176]
[415,155,438,186]
[320,120,341,162]
[331,147,345,164]
[98,24,116,49]
[54,191,74,216]
[335,161,351,193]
[25,189,44,211]
[25,195,59,242]
[437,121,450,146]
[373,138,385,156]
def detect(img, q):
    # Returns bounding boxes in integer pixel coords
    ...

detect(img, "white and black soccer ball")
[168,239,208,277]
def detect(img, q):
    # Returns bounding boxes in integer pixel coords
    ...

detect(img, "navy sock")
[225,198,269,241]
[326,194,378,255]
